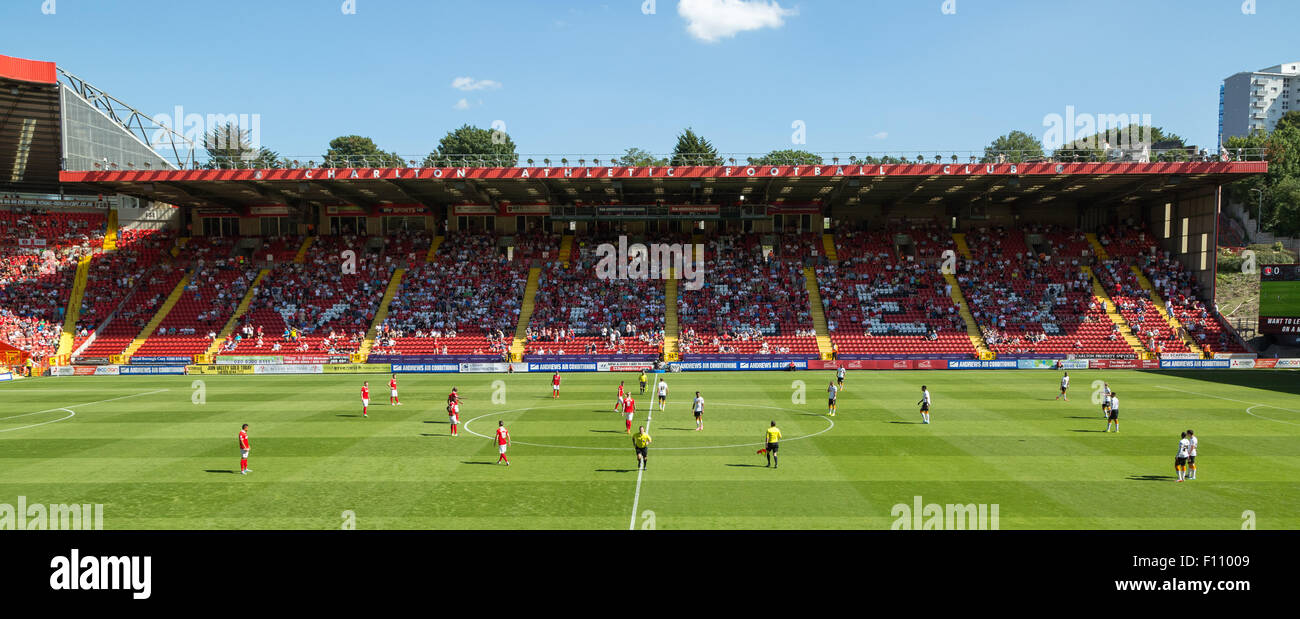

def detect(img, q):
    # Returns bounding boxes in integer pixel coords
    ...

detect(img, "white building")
[1220,62,1299,143]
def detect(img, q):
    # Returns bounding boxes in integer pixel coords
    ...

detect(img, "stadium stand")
[372,231,520,358]
[816,222,974,357]
[960,225,1134,357]
[218,235,390,357]
[132,236,254,357]
[1140,251,1250,354]
[527,232,664,357]
[678,232,817,356]
[0,209,103,358]
[73,227,176,351]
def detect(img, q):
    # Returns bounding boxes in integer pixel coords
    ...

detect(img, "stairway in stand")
[1081,266,1150,359]
[663,269,680,361]
[821,233,838,261]
[56,255,94,358]
[942,272,992,359]
[358,268,408,361]
[804,267,834,360]
[509,266,543,361]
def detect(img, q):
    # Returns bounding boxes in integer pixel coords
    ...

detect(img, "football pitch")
[2,370,1298,530]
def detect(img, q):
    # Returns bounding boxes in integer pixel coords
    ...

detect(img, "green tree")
[981,130,1045,163]
[669,128,721,166]
[1274,110,1300,135]
[1266,176,1300,236]
[202,123,280,168]
[750,149,823,166]
[1055,124,1189,161]
[423,124,519,167]
[322,135,404,167]
[1226,122,1300,235]
[612,147,668,167]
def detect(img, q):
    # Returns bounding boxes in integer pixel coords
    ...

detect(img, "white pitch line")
[628,383,655,531]
[0,389,169,434]
[1159,384,1300,413]
[0,408,75,433]
[1155,385,1300,426]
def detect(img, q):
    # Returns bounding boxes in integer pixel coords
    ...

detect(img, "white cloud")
[873,131,888,140]
[453,98,470,111]
[451,77,502,91]
[677,0,797,43]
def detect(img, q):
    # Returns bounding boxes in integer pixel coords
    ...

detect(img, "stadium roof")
[0,55,62,191]
[59,160,1267,214]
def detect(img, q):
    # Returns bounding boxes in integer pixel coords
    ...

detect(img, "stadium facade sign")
[1160,352,1203,360]
[62,160,1266,185]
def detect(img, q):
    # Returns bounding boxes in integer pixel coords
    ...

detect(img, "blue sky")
[3,0,1297,159]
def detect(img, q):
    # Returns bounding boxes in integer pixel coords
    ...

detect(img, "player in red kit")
[495,420,511,465]
[389,374,400,406]
[238,424,251,475]
[447,399,460,437]
[551,372,561,399]
[361,381,371,417]
[622,395,636,434]
[614,381,626,412]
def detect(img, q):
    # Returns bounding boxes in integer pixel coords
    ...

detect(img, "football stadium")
[3,4,1300,548]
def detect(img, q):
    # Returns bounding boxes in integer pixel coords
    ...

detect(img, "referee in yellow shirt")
[765,421,782,469]
[633,426,652,470]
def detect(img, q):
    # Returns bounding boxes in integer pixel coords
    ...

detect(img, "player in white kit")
[1175,431,1191,482]
[917,386,932,424]
[1055,372,1070,401]
[692,391,704,431]
[1186,429,1198,480]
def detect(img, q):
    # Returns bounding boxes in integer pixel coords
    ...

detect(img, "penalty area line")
[0,389,169,434]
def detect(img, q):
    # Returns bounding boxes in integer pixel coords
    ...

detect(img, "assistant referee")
[765,421,782,469]
[633,426,652,470]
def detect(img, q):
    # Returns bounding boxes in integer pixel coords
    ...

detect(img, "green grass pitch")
[1259,280,1300,318]
[1,370,1298,530]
